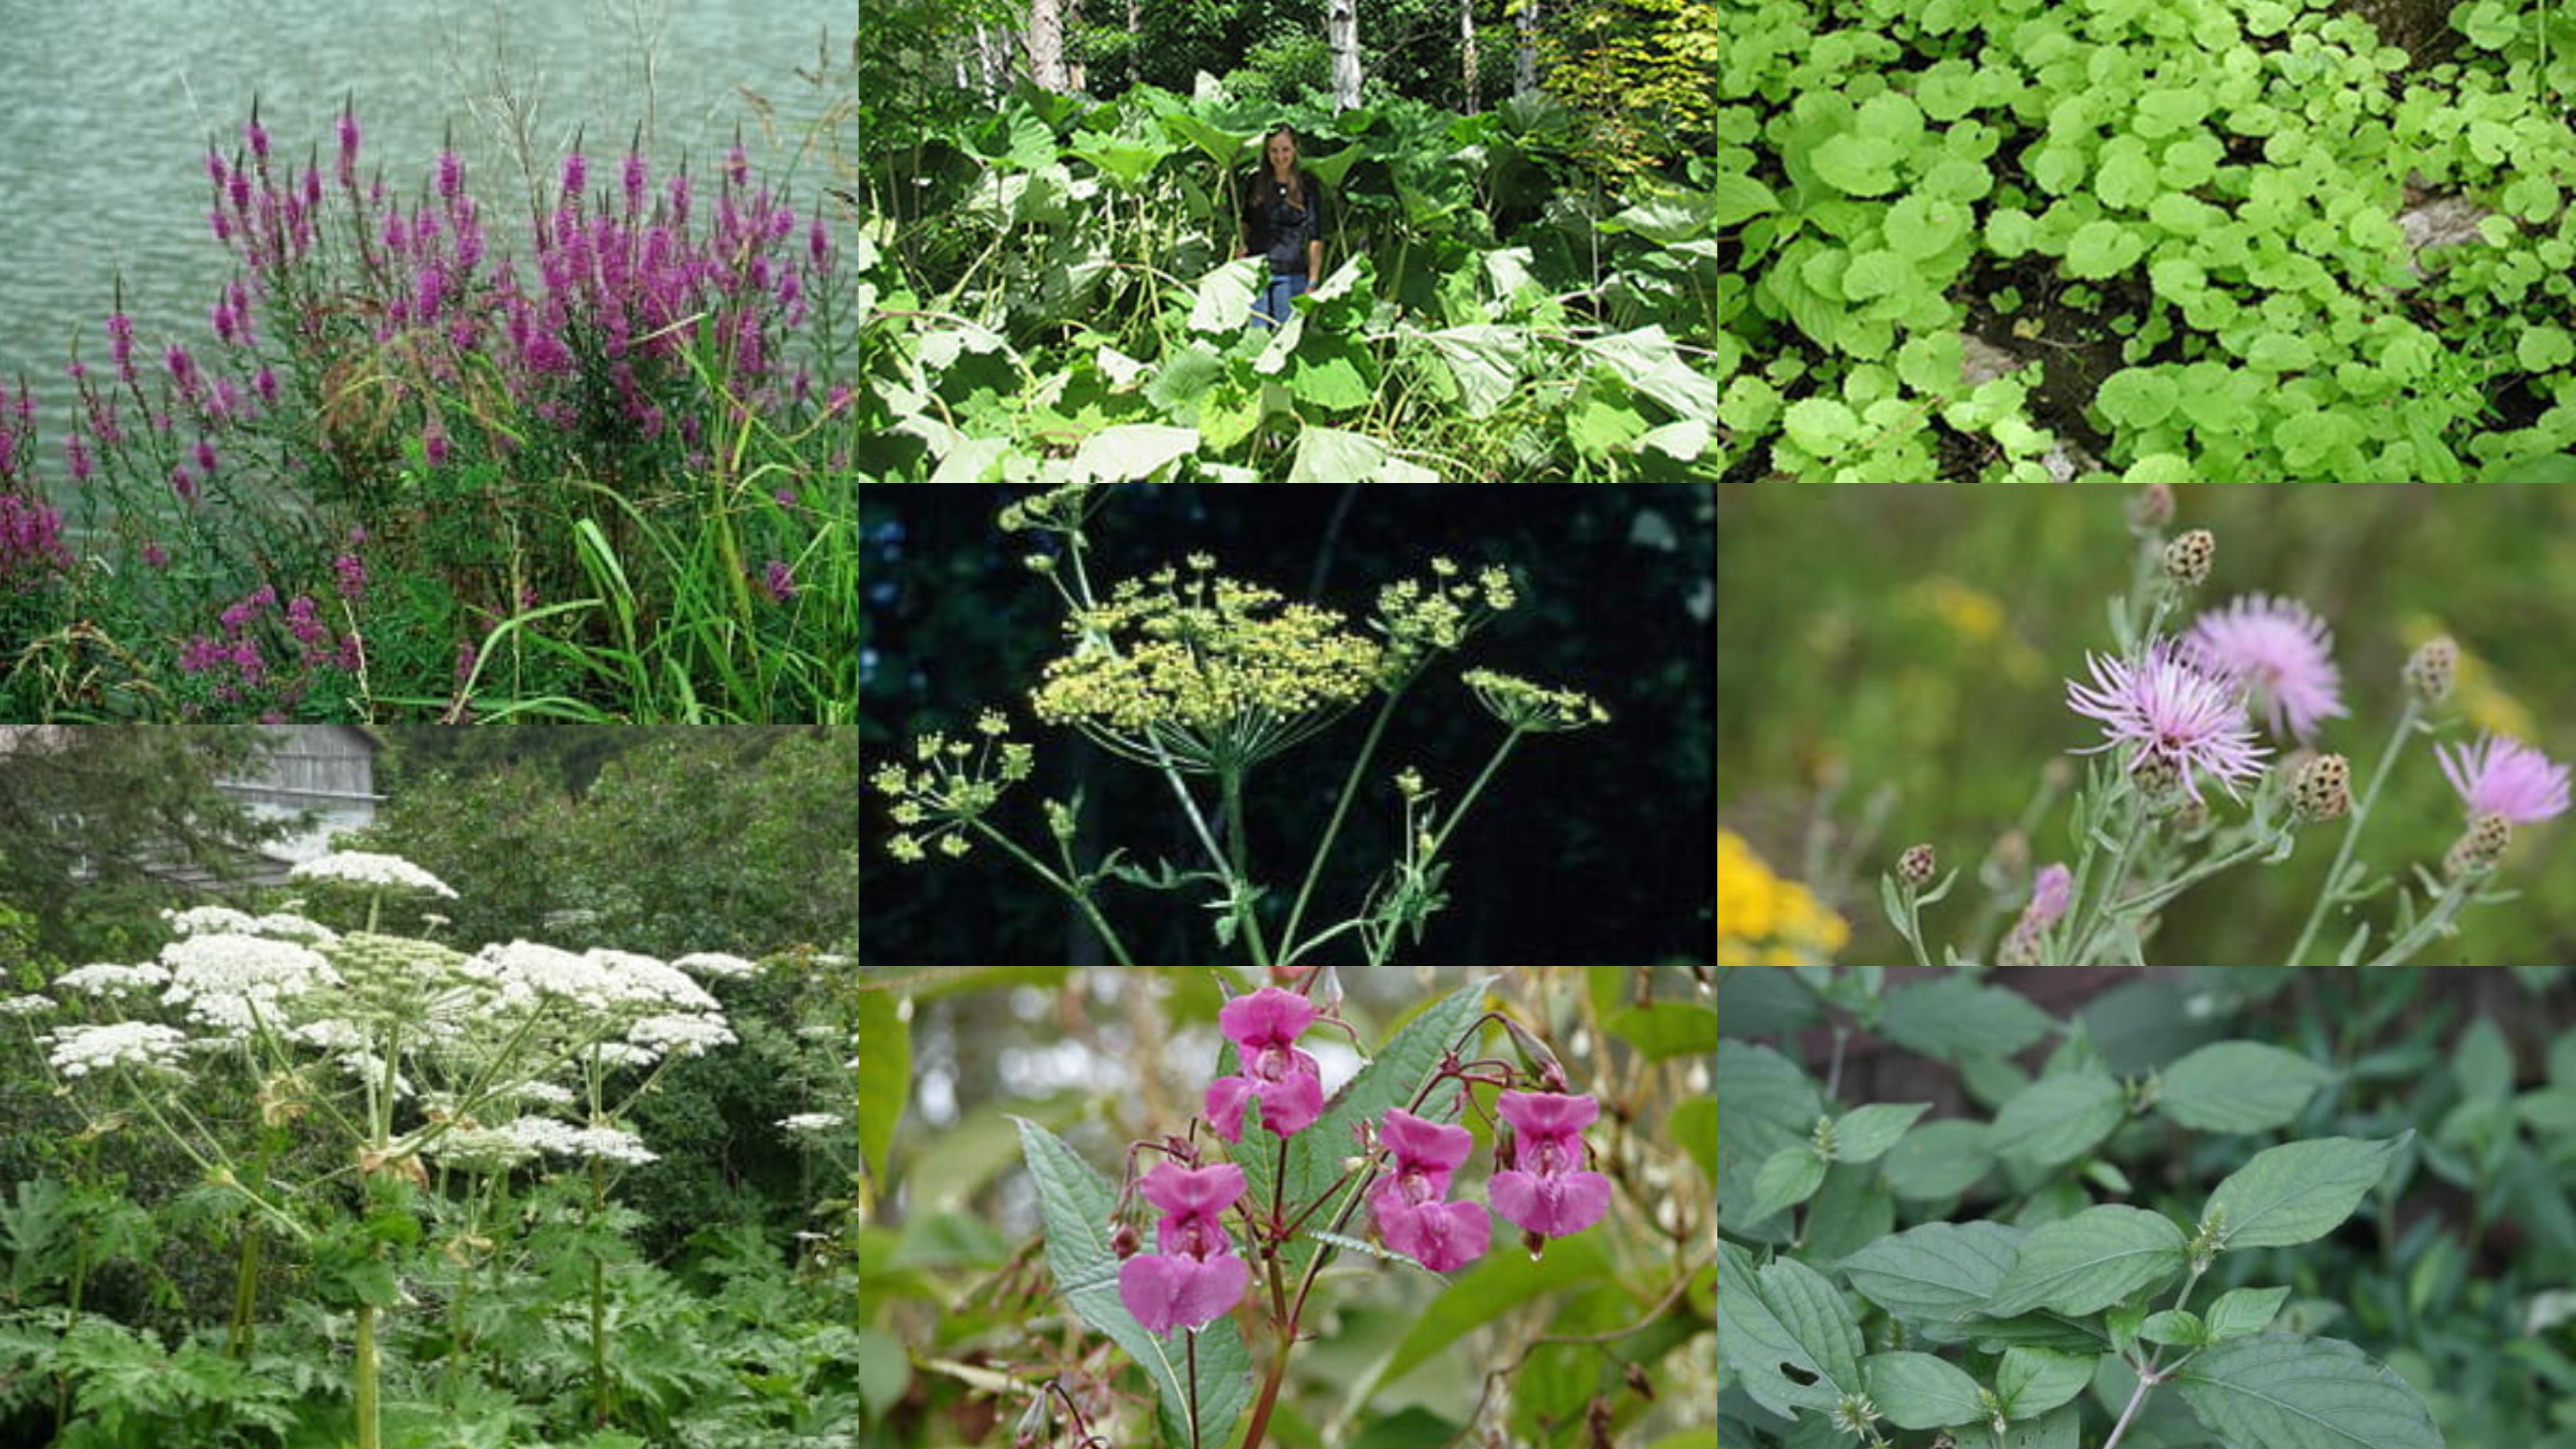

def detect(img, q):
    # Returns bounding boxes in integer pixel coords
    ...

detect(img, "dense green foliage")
[1722,965,2576,1449]
[1709,0,2576,479]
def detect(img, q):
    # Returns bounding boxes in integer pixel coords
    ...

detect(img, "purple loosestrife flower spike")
[1115,1163,1249,1335]
[2065,640,2270,807]
[2185,593,2347,743]
[1369,1109,1490,1272]
[2436,734,2570,826]
[1488,1091,1611,1248]
[1204,987,1325,1143]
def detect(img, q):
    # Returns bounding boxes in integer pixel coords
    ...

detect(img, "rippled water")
[0,0,852,494]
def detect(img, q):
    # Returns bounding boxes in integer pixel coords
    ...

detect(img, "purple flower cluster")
[1115,1164,1252,1335]
[0,380,72,595]
[2066,639,2271,806]
[2438,734,2570,826]
[177,582,364,715]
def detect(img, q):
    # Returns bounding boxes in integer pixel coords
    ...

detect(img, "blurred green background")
[1717,485,2576,965]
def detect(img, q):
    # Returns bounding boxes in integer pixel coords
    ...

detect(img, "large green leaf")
[1189,258,1264,333]
[2175,1335,2446,1449]
[1984,1204,2187,1318]
[2155,1041,2332,1133]
[1414,324,1526,417]
[1990,1073,2128,1170]
[1839,1219,2023,1324]
[1716,1241,1865,1418]
[1370,1230,1609,1390]
[1069,424,1200,483]
[1015,1120,1253,1448]
[2203,1135,2406,1251]
[1862,1351,1986,1431]
[1876,976,2052,1060]
[852,987,910,1188]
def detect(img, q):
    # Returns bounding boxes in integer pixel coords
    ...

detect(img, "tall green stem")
[965,818,1139,966]
[1279,687,1408,957]
[2060,803,2147,966]
[1222,766,1271,966]
[589,1158,612,1425]
[2286,698,2421,966]
[354,1302,380,1449]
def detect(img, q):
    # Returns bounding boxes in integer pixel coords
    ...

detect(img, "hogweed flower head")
[1032,562,1381,773]
[1462,669,1609,734]
[872,719,1038,863]
[2185,593,2346,743]
[2066,640,2270,807]
[2436,733,2570,826]
[996,483,1109,537]
[1372,559,1517,684]
[2404,635,2457,706]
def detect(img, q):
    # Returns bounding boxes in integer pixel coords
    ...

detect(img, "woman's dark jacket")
[1243,171,1326,276]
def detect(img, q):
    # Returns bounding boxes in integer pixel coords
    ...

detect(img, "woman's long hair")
[1263,125,1310,210]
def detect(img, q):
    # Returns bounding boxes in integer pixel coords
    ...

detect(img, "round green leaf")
[1886,194,1971,260]
[2518,326,2574,372]
[1813,133,1903,196]
[1784,397,1863,456]
[1844,248,1916,299]
[2066,219,2143,279]
[2096,368,2181,429]
[2095,137,2159,210]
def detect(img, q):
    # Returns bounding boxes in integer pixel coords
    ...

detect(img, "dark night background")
[858,485,1715,966]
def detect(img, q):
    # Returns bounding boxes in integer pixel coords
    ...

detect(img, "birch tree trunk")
[1515,0,1539,97]
[1461,0,1482,114]
[1125,0,1142,87]
[1330,0,1363,112]
[1028,0,1069,92]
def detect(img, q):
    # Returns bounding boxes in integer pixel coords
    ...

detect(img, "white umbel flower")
[46,1021,191,1077]
[159,932,340,1034]
[628,1013,736,1059]
[502,1117,659,1165]
[672,951,759,979]
[777,1113,844,1134]
[0,995,53,1018]
[290,851,459,899]
[54,962,174,998]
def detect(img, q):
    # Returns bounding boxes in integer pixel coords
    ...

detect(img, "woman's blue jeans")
[1255,271,1309,329]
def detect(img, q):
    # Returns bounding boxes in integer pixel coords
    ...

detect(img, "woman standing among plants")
[1242,125,1327,329]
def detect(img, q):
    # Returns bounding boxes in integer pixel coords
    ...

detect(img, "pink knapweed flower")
[1369,1108,1490,1272]
[2066,640,2270,806]
[1205,987,1324,1142]
[2185,593,2347,743]
[2027,863,2072,933]
[2436,734,2570,826]
[1489,1091,1610,1245]
[1116,1163,1249,1335]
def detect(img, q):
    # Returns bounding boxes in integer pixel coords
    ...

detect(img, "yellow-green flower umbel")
[1031,556,1382,773]
[871,718,1038,863]
[1462,669,1609,734]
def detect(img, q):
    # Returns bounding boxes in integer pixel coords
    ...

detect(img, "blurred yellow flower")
[1904,578,2042,684]
[1717,829,1848,965]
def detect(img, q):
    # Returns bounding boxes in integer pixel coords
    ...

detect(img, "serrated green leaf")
[1881,1118,1994,1200]
[1839,1219,2024,1324]
[1747,1144,1827,1222]
[1994,1346,2091,1420]
[1015,1119,1252,1447]
[2174,1334,2445,1449]
[1717,1241,1864,1417]
[1991,1073,2128,1170]
[1831,1103,1930,1164]
[1878,976,2052,1061]
[1986,1204,2188,1318]
[2003,1404,2082,1449]
[2205,1135,2406,1252]
[1862,1350,1986,1430]
[2205,1284,2292,1339]
[2140,1309,2207,1346]
[2156,1041,2333,1133]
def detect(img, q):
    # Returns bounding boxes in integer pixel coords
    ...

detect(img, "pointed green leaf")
[2156,1042,2333,1133]
[852,988,909,1187]
[2205,1285,2292,1339]
[1881,1118,1993,1200]
[1994,1346,2091,1420]
[1717,1241,1864,1417]
[1015,1119,1252,1447]
[2003,1404,2081,1449]
[1986,1204,2187,1318]
[1839,1220,2024,1324]
[2204,1135,2406,1252]
[1878,976,2052,1061]
[1746,1144,1826,1223]
[2140,1309,2208,1346]
[2174,1334,2446,1449]
[1832,1102,1931,1164]
[1990,1073,2129,1170]
[1862,1351,1987,1431]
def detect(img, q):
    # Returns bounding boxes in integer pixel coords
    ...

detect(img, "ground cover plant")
[860,483,1718,966]
[0,101,859,722]
[1720,964,2576,1448]
[1716,485,2576,965]
[1708,0,2576,480]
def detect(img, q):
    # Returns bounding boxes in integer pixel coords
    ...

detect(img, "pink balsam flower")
[1488,1091,1611,1247]
[1116,1163,1250,1335]
[2437,733,2570,825]
[2185,593,2347,743]
[2066,639,2270,806]
[1205,986,1325,1142]
[1369,1108,1489,1272]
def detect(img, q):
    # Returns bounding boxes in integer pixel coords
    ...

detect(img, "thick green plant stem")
[2061,797,2147,965]
[1222,766,1272,966]
[2286,698,2422,966]
[1279,686,1408,959]
[589,1159,612,1425]
[354,1301,380,1449]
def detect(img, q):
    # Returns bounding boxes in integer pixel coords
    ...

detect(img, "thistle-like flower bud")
[2405,635,2457,706]
[1897,843,1935,891]
[2129,749,2182,800]
[2444,811,2511,878]
[2162,528,2215,589]
[2291,753,2351,825]
[2128,480,2175,534]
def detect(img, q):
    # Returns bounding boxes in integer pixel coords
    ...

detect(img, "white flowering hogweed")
[869,484,1605,966]
[1875,489,2566,967]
